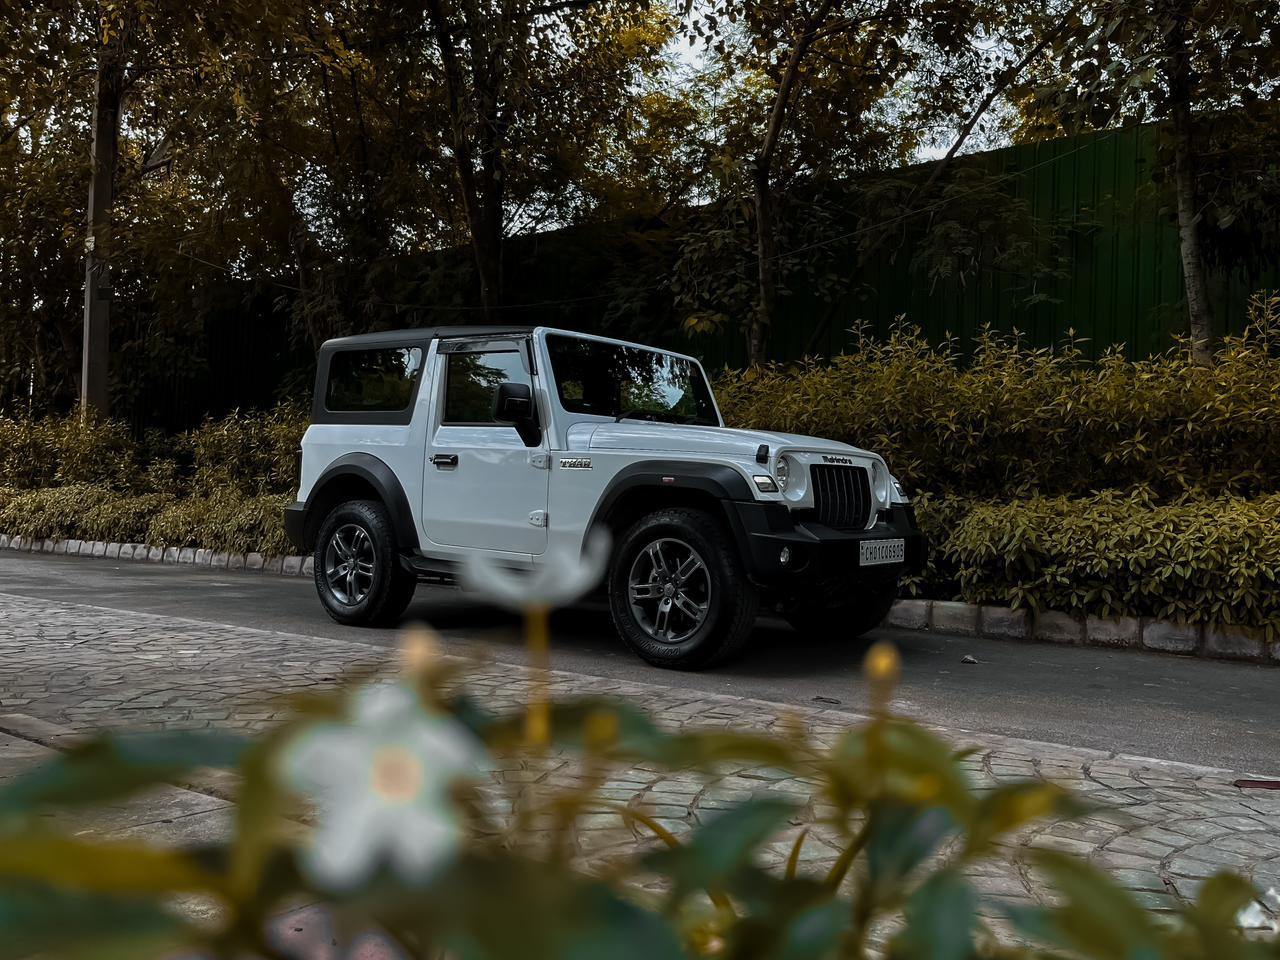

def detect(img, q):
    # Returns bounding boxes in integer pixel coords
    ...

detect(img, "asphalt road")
[2,551,1275,773]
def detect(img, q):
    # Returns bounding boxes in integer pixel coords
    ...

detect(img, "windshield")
[545,334,719,426]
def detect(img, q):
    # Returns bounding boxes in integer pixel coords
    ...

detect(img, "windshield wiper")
[614,408,658,422]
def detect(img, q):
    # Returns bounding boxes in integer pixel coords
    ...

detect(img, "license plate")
[860,538,905,567]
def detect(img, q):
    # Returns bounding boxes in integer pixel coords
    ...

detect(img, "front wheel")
[608,507,758,670]
[782,581,898,640]
[313,499,416,626]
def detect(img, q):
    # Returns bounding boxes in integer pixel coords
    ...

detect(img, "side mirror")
[494,381,541,447]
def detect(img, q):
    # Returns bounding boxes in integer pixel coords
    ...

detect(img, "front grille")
[810,465,872,530]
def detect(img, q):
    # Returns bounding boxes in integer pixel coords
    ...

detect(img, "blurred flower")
[1237,899,1278,933]
[461,529,610,611]
[280,683,486,891]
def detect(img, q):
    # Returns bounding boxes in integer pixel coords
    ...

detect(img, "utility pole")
[81,37,124,416]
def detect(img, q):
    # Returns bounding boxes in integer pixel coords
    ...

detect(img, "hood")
[577,421,877,461]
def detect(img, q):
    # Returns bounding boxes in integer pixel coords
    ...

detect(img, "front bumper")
[283,501,308,552]
[728,500,925,586]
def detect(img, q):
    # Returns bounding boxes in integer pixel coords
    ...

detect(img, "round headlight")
[871,461,889,502]
[774,456,790,490]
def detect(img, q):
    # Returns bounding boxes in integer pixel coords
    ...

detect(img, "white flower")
[460,529,610,610]
[280,683,486,891]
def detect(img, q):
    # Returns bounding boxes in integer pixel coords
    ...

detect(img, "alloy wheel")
[627,537,711,644]
[324,523,376,605]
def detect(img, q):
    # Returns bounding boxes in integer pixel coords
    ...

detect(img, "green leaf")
[645,797,798,902]
[892,869,977,960]
[363,854,683,960]
[1024,849,1160,959]
[965,781,1085,856]
[0,729,250,814]
[0,887,193,960]
[0,836,219,895]
[769,900,849,960]
[865,802,956,894]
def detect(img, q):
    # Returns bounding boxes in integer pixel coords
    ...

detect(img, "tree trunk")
[80,34,125,416]
[425,0,502,318]
[748,0,838,366]
[750,167,777,365]
[1168,16,1214,365]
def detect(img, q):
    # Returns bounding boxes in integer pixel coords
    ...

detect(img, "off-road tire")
[313,499,416,627]
[608,507,758,670]
[782,581,898,641]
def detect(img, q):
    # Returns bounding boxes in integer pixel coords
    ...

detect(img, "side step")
[400,554,459,586]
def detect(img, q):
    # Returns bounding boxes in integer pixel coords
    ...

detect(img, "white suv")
[284,326,923,669]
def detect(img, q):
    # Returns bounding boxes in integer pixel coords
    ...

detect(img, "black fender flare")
[304,453,420,551]
[587,459,756,553]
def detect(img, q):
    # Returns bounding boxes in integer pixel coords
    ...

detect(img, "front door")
[421,339,549,556]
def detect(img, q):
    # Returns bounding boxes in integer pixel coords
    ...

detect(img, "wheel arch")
[588,460,753,556]
[302,453,420,552]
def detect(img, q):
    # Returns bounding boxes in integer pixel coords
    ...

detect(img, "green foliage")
[181,404,308,497]
[916,490,1280,629]
[144,492,292,555]
[0,658,1273,959]
[0,415,137,490]
[717,300,1280,500]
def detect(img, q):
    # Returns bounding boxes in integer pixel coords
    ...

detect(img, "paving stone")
[194,549,211,566]
[246,552,265,571]
[148,546,165,562]
[282,556,303,576]
[117,544,134,560]
[163,547,179,563]
[52,540,67,555]
[301,557,315,577]
[1085,616,1141,647]
[227,553,246,571]
[210,552,229,569]
[90,541,107,558]
[930,601,978,636]
[263,556,284,574]
[178,548,197,564]
[1142,621,1200,654]
[885,599,929,631]
[40,540,55,553]
[0,535,8,549]
[1203,624,1266,662]
[1033,610,1083,644]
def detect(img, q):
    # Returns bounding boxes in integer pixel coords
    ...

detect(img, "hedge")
[0,485,291,556]
[716,291,1280,500]
[913,491,1280,631]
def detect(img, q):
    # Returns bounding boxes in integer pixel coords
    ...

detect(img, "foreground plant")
[0,628,1275,960]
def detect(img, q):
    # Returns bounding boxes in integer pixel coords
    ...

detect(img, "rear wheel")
[313,499,416,626]
[608,507,758,670]
[782,581,898,641]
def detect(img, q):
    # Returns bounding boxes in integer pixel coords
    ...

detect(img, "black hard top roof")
[319,325,536,351]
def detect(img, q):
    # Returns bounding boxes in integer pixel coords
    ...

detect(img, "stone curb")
[0,533,314,581]
[4,531,1275,667]
[887,598,1276,666]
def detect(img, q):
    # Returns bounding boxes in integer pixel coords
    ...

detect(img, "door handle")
[431,454,458,468]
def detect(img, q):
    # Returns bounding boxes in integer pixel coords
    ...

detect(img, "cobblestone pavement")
[2,591,1278,940]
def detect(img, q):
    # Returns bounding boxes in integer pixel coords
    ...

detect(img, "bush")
[914,491,1280,629]
[145,491,291,555]
[717,291,1280,500]
[182,403,308,497]
[0,413,137,490]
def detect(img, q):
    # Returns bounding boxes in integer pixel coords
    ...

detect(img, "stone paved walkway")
[1,591,1278,943]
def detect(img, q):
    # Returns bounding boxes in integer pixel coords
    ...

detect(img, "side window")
[443,349,530,424]
[325,347,423,412]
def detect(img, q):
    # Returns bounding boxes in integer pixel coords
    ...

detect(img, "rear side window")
[325,347,423,412]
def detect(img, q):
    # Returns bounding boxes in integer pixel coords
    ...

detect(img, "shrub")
[717,292,1280,500]
[145,491,292,555]
[914,491,1280,629]
[0,413,137,490]
[182,403,308,497]
[0,639,1270,959]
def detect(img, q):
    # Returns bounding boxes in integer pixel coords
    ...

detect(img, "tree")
[423,0,674,318]
[1017,0,1280,364]
[683,0,1008,363]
